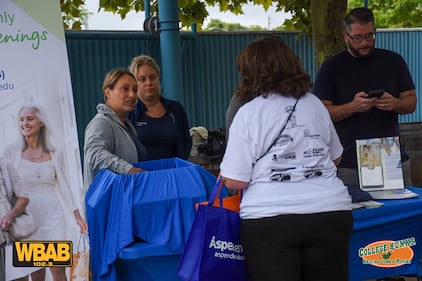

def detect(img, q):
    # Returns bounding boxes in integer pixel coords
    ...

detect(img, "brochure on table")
[356,136,418,200]
[357,136,403,190]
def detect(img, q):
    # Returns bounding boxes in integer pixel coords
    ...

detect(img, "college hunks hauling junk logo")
[358,238,415,267]
[208,236,245,260]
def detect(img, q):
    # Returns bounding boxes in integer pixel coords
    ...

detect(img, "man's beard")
[347,41,375,58]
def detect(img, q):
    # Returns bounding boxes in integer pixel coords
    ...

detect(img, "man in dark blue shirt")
[313,7,416,187]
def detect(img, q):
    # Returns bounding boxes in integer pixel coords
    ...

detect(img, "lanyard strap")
[254,98,299,164]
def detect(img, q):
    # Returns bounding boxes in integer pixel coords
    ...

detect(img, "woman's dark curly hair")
[235,36,312,103]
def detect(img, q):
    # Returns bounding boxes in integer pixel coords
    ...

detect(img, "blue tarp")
[85,158,220,281]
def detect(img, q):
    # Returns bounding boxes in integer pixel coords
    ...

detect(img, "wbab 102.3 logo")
[358,237,416,267]
[13,241,73,267]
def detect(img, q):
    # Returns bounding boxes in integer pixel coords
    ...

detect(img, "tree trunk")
[311,0,348,70]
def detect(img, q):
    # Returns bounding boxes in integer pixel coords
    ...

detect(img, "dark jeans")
[241,211,353,281]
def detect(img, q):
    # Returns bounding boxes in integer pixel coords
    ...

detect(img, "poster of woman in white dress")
[1,1,87,280]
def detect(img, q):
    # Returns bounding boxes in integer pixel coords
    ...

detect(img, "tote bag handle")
[207,174,241,212]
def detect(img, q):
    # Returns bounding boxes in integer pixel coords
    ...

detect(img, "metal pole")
[157,0,182,101]
[144,0,150,17]
[364,0,369,8]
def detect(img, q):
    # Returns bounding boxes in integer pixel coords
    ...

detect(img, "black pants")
[241,211,353,281]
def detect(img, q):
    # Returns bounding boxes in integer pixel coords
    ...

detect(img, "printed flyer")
[356,137,419,200]
[1,0,86,280]
[356,136,404,190]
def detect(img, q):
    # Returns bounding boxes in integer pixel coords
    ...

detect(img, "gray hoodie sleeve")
[83,117,134,188]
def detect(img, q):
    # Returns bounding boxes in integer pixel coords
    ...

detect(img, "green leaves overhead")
[61,0,89,30]
[348,0,422,28]
[60,0,421,30]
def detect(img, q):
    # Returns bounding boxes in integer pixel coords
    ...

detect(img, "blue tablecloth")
[86,159,422,281]
[350,187,422,280]
[85,158,219,281]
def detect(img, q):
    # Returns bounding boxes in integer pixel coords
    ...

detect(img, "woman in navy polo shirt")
[129,55,192,161]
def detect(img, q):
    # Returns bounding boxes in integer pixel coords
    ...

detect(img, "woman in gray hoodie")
[83,68,147,191]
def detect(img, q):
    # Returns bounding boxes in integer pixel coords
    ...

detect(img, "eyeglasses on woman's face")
[345,32,376,43]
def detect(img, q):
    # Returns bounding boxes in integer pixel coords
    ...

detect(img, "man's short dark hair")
[344,7,375,31]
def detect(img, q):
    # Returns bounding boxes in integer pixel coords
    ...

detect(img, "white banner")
[1,0,85,280]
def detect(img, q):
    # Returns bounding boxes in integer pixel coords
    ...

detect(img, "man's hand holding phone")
[354,91,377,113]
[374,91,396,112]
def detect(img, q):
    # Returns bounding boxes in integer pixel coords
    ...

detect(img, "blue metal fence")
[65,29,421,148]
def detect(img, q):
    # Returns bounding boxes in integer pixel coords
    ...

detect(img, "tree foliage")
[61,0,89,30]
[273,0,310,33]
[205,19,265,31]
[60,0,421,31]
[60,0,421,73]
[348,0,422,28]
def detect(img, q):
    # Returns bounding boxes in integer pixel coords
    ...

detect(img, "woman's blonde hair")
[129,55,161,79]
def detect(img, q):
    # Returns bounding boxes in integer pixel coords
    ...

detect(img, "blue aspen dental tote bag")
[176,176,250,281]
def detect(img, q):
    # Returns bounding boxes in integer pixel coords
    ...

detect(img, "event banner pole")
[1,1,87,280]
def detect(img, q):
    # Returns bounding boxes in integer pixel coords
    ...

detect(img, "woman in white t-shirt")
[220,36,353,281]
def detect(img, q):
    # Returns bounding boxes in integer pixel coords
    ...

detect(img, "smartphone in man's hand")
[366,89,384,98]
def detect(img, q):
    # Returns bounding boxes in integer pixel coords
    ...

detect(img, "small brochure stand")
[356,136,418,199]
